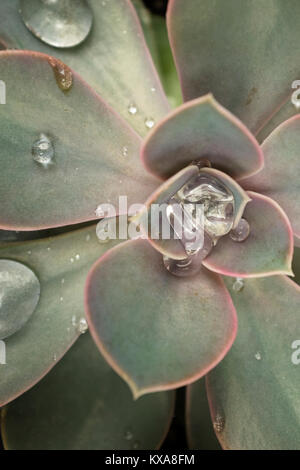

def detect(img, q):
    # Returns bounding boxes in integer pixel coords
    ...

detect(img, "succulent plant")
[0,0,299,450]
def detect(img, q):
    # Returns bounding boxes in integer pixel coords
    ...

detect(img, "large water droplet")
[48,57,73,91]
[177,173,235,240]
[0,260,40,339]
[232,277,245,293]
[32,134,54,166]
[229,218,250,242]
[20,0,93,48]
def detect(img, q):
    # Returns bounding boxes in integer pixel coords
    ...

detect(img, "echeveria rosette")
[166,0,300,449]
[85,93,294,402]
[0,0,299,451]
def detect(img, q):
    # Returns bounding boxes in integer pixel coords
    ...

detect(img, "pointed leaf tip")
[141,94,263,181]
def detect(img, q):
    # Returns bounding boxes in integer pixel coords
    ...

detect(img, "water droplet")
[132,441,140,449]
[71,315,77,326]
[70,257,75,263]
[27,250,32,255]
[163,251,207,278]
[61,278,65,284]
[60,296,64,302]
[145,118,155,129]
[213,413,225,433]
[32,134,54,166]
[0,260,40,339]
[229,218,250,242]
[150,87,156,92]
[20,0,93,48]
[232,277,245,292]
[128,103,138,115]
[48,57,73,91]
[86,234,91,242]
[122,146,128,157]
[124,430,133,440]
[255,351,262,361]
[47,247,51,251]
[75,254,80,261]
[177,173,235,240]
[192,158,212,169]
[77,317,88,334]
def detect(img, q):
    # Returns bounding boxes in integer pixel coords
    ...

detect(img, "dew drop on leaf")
[232,277,245,292]
[19,0,93,48]
[0,260,40,339]
[255,351,262,361]
[145,118,155,129]
[48,57,73,92]
[122,146,129,157]
[32,134,54,166]
[229,218,250,242]
[128,103,138,115]
[77,318,88,334]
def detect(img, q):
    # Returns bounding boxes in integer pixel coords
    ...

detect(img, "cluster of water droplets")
[163,165,250,277]
[127,103,155,131]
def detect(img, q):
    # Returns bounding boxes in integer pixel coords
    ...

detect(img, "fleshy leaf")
[141,95,263,180]
[1,333,175,450]
[167,0,300,135]
[206,276,300,450]
[186,379,221,450]
[0,224,120,406]
[241,116,300,242]
[85,239,237,398]
[203,192,293,278]
[256,100,300,144]
[0,51,158,230]
[0,0,170,136]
